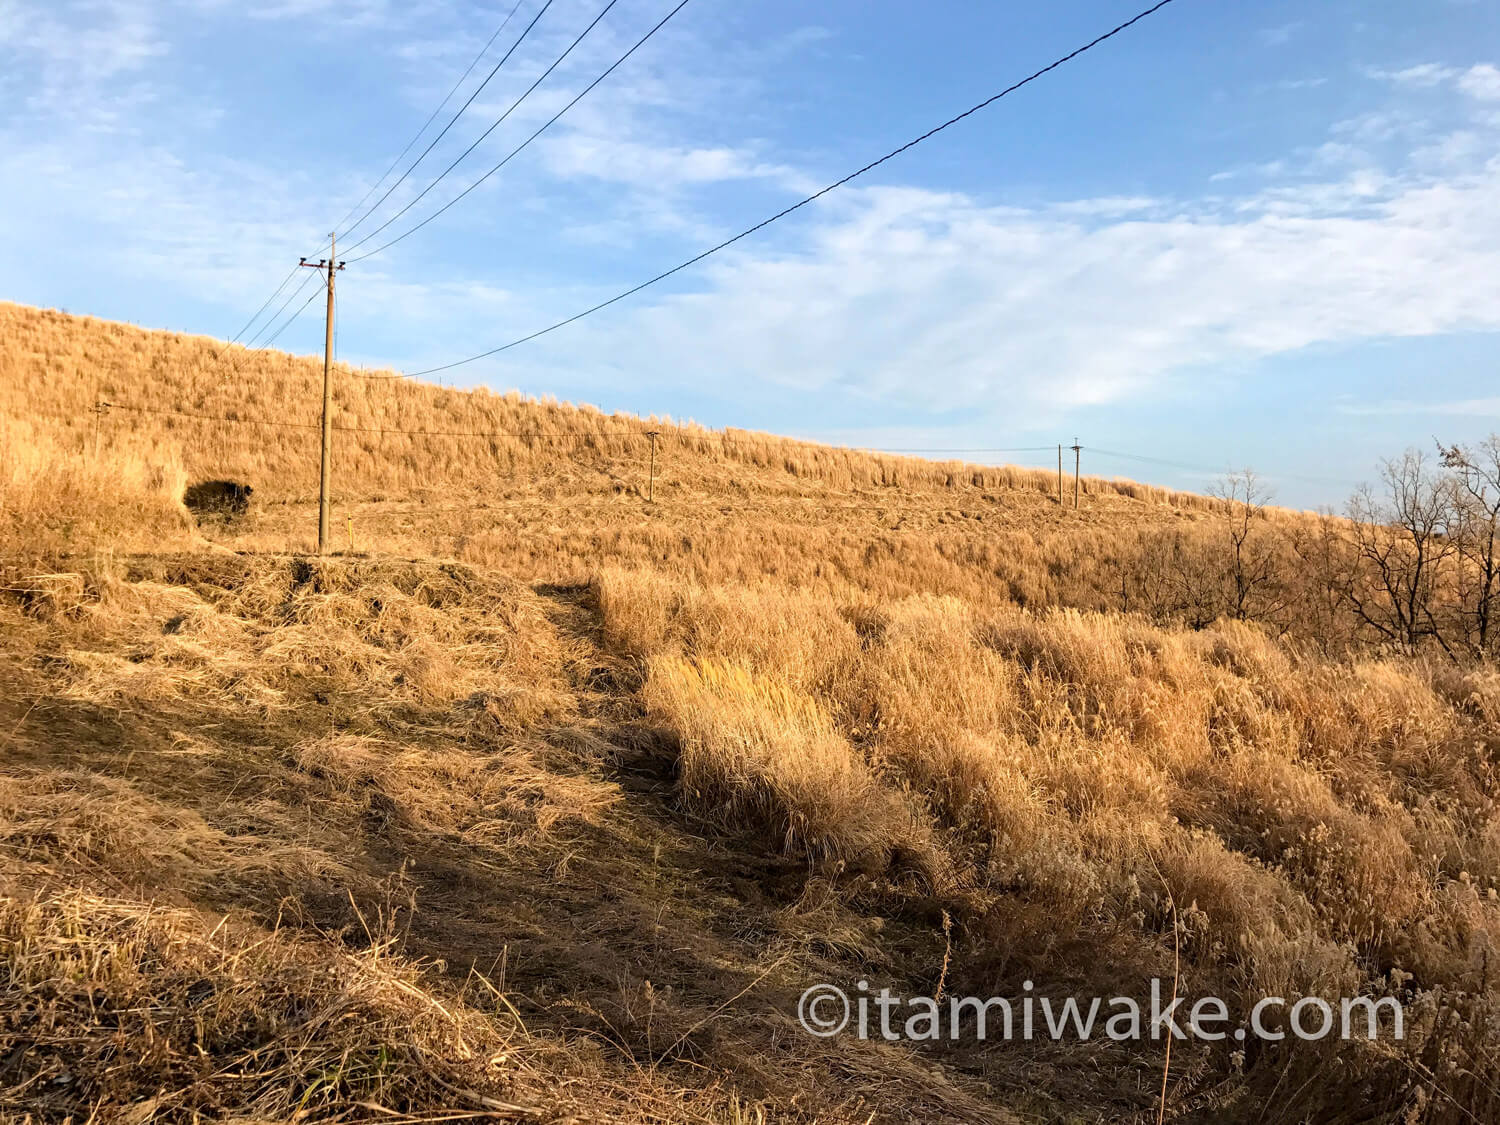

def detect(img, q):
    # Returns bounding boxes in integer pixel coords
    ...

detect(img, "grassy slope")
[1,303,1498,1122]
[2,301,1228,611]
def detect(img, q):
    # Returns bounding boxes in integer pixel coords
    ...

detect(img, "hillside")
[1,301,1219,574]
[1,302,1498,1123]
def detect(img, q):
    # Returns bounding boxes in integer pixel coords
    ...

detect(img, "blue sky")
[2,0,1498,508]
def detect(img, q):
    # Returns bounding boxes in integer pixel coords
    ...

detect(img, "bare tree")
[1344,450,1459,654]
[1287,509,1360,653]
[1439,436,1500,656]
[1209,469,1286,624]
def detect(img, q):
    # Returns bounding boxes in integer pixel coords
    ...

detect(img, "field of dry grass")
[2,301,1499,1123]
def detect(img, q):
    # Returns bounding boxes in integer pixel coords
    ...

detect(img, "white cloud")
[343,50,1500,417]
[1374,63,1461,87]
[1459,64,1500,101]
[562,141,1500,414]
[1372,61,1500,102]
[538,133,815,194]
[1274,77,1329,91]
[5,0,1500,439]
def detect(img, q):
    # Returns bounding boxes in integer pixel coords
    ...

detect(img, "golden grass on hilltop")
[0,299,1213,509]
[1,299,1246,623]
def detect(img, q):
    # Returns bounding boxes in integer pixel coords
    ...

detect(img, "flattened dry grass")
[33,555,574,725]
[1,555,1024,1124]
[0,884,544,1122]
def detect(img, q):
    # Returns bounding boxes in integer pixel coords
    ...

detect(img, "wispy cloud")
[1371,61,1500,100]
[1258,22,1303,47]
[538,134,816,194]
[581,160,1500,414]
[1339,397,1500,418]
[1371,62,1460,87]
[0,0,167,127]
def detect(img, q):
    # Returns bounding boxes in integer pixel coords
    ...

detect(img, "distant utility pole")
[92,398,110,459]
[300,235,346,555]
[646,431,660,502]
[1071,438,1082,510]
[1057,443,1063,506]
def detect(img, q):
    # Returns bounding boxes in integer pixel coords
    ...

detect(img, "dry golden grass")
[3,301,1500,1122]
[599,568,1500,1117]
[0,415,190,559]
[0,556,1023,1123]
[644,656,934,874]
[0,299,1216,538]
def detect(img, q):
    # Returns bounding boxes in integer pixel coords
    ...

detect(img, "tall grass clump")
[0,416,190,559]
[644,656,932,874]
[601,571,1500,1107]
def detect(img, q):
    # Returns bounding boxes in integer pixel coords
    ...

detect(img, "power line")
[82,402,1116,459]
[341,422,644,439]
[187,264,303,403]
[345,0,694,265]
[245,270,322,350]
[1088,447,1225,474]
[341,0,630,259]
[104,403,321,430]
[207,13,534,389]
[80,404,1159,467]
[393,0,1180,380]
[327,498,1038,517]
[99,399,647,438]
[338,0,559,245]
[872,445,1057,454]
[1088,446,1361,488]
[226,263,302,346]
[231,280,326,375]
[331,0,528,235]
[189,272,323,393]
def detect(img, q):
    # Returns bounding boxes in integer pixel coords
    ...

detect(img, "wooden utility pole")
[646,431,660,502]
[1057,444,1063,506]
[300,237,345,555]
[1071,439,1082,510]
[92,399,109,459]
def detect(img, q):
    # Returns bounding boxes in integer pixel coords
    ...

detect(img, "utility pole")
[1071,438,1082,510]
[646,431,660,502]
[300,236,345,555]
[1057,443,1063,506]
[92,399,109,459]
